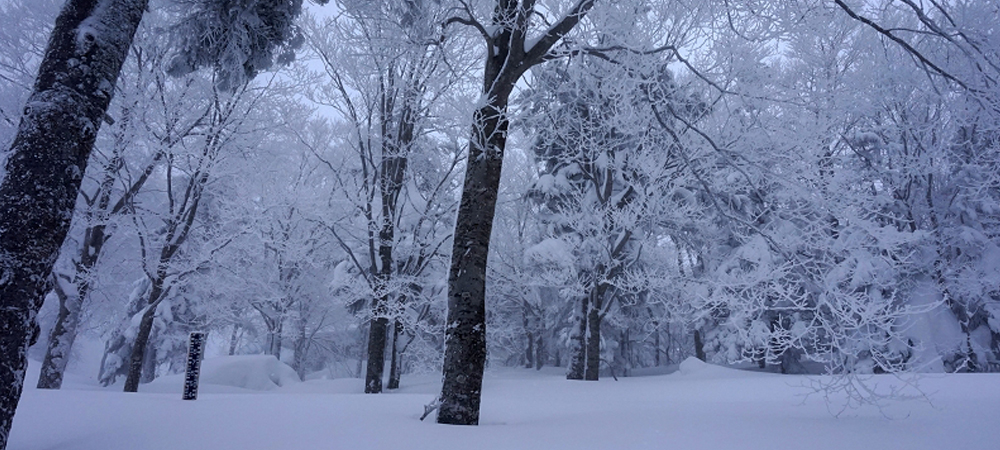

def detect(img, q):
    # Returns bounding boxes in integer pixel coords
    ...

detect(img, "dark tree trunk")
[437,94,511,424]
[438,16,520,425]
[98,286,146,386]
[387,320,402,389]
[364,315,389,393]
[524,331,534,368]
[0,0,146,445]
[437,0,595,426]
[364,108,410,392]
[653,319,661,367]
[584,284,605,381]
[124,301,157,392]
[619,328,631,377]
[139,325,158,384]
[36,282,81,389]
[534,334,544,370]
[567,295,588,380]
[228,324,240,356]
[292,318,308,381]
[694,329,706,361]
[124,273,172,392]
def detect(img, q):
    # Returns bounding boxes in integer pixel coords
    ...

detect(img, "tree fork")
[437,0,596,425]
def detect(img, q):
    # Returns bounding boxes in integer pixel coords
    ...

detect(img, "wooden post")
[182,332,206,400]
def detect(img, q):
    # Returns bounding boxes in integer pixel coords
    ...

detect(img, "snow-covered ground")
[9,357,1000,450]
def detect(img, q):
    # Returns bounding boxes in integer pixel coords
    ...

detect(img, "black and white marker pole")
[182,332,206,400]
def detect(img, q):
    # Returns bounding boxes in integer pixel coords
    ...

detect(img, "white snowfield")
[9,356,1000,450]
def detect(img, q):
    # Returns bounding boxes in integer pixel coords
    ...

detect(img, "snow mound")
[678,356,711,375]
[676,357,744,378]
[199,355,300,391]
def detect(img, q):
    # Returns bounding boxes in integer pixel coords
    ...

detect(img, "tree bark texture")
[437,94,512,425]
[0,0,146,446]
[387,320,402,389]
[524,331,535,368]
[267,318,283,358]
[566,295,588,380]
[364,315,389,393]
[652,317,661,367]
[36,281,81,389]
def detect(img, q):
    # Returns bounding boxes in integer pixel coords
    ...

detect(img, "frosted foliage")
[166,0,311,90]
[6,3,1000,445]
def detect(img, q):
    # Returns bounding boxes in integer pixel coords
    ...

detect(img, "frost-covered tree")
[0,0,60,155]
[303,0,467,393]
[437,0,598,425]
[828,0,1000,373]
[35,5,208,389]
[96,74,301,391]
[166,0,326,91]
[0,0,147,445]
[649,0,1000,377]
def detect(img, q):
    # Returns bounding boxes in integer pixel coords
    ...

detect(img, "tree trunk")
[653,320,661,367]
[36,286,81,389]
[364,315,389,393]
[584,291,602,381]
[364,129,408,393]
[619,328,631,377]
[567,295,588,380]
[387,320,402,389]
[292,318,308,381]
[438,90,514,424]
[0,0,146,445]
[535,334,544,370]
[98,284,146,386]
[437,0,596,426]
[139,325,158,384]
[228,324,240,356]
[585,282,608,381]
[124,273,169,392]
[694,329,706,361]
[123,302,157,392]
[525,332,535,368]
[261,313,284,359]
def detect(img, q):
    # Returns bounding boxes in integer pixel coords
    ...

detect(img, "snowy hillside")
[9,357,999,450]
